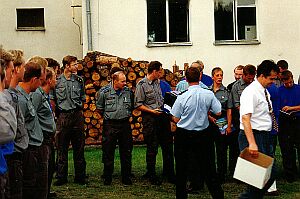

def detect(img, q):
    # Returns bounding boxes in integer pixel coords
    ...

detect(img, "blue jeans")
[238,130,277,199]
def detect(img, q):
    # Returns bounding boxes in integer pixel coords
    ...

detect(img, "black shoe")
[104,176,112,185]
[74,178,88,185]
[149,175,162,185]
[53,179,68,186]
[122,177,133,185]
[48,191,57,199]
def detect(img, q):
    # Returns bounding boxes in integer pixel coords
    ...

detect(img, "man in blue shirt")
[171,67,223,199]
[278,70,300,183]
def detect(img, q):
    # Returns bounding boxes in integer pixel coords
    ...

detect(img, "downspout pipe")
[86,0,93,51]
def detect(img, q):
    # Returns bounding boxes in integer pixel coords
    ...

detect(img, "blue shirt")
[201,73,213,87]
[171,85,221,131]
[175,79,208,92]
[159,80,171,97]
[278,84,300,118]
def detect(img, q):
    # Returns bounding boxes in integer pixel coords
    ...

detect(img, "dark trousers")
[102,119,133,178]
[175,127,224,199]
[5,152,23,199]
[214,124,240,181]
[44,138,56,195]
[142,113,175,177]
[23,144,49,199]
[278,113,300,181]
[238,130,276,199]
[56,111,86,181]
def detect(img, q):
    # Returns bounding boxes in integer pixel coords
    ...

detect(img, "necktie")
[264,89,279,132]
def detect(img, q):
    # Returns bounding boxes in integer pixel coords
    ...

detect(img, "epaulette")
[137,78,146,85]
[7,90,18,103]
[99,84,111,93]
[74,74,84,83]
[123,86,131,91]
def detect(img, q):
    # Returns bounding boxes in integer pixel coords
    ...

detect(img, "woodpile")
[78,51,182,145]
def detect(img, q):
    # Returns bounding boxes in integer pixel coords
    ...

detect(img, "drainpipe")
[86,0,93,51]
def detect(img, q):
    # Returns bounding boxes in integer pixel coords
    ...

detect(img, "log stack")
[79,51,183,145]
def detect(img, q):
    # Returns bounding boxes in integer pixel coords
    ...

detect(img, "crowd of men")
[0,45,299,199]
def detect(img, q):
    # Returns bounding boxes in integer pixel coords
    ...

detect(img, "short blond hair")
[8,49,25,67]
[28,56,48,69]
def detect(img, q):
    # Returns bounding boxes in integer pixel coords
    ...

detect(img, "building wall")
[84,0,300,85]
[0,0,83,64]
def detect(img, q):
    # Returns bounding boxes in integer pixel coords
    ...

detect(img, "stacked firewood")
[78,51,182,145]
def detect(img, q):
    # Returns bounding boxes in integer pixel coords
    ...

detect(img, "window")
[16,8,45,30]
[214,0,257,43]
[147,0,190,45]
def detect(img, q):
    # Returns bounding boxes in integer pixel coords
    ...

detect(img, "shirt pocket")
[105,99,117,112]
[145,90,156,105]
[123,94,132,112]
[56,86,67,100]
[71,86,81,99]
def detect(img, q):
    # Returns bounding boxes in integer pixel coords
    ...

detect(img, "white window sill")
[146,42,192,48]
[16,27,45,31]
[214,40,260,45]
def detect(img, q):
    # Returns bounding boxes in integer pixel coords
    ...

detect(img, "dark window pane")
[169,0,189,43]
[17,8,44,28]
[237,0,255,6]
[214,1,234,40]
[237,7,256,40]
[147,0,166,42]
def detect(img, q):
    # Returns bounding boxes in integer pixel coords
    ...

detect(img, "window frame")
[146,0,192,47]
[214,0,260,45]
[16,7,46,31]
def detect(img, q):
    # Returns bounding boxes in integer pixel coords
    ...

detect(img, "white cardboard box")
[233,148,274,189]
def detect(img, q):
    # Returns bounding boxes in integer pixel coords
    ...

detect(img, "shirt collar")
[146,77,157,85]
[16,85,30,100]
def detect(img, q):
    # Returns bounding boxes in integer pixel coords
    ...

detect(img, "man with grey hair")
[176,61,208,92]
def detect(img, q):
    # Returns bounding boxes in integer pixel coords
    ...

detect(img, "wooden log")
[131,124,135,130]
[85,83,94,89]
[122,60,128,67]
[127,82,133,89]
[127,72,137,81]
[132,109,141,117]
[106,76,111,82]
[92,72,100,81]
[92,111,101,119]
[100,68,109,77]
[91,119,98,126]
[85,117,91,123]
[87,61,93,68]
[139,62,146,69]
[137,117,142,123]
[111,62,120,68]
[84,56,91,63]
[84,73,91,78]
[89,104,97,111]
[83,103,89,110]
[134,67,140,72]
[84,110,93,118]
[138,71,145,77]
[134,123,141,129]
[89,128,99,137]
[129,117,133,123]
[100,80,109,87]
[132,129,139,136]
[77,63,83,71]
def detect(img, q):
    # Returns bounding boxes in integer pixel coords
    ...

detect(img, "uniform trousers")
[102,119,132,178]
[278,113,300,181]
[175,127,224,199]
[5,152,23,199]
[238,130,276,199]
[43,136,56,196]
[142,113,174,177]
[23,144,49,199]
[56,110,86,181]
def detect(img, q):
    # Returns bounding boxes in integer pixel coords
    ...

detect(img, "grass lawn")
[52,145,300,199]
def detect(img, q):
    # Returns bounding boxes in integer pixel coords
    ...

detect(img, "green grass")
[52,146,300,199]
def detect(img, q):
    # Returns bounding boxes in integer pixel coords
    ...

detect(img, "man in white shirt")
[238,60,279,199]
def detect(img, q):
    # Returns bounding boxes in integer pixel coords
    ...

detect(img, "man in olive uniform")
[96,71,134,185]
[54,55,86,186]
[134,61,164,185]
